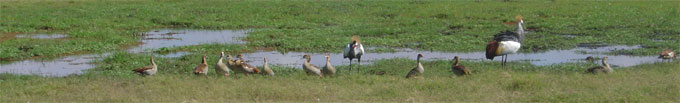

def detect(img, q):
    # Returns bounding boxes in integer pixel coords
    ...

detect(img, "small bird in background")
[194,55,209,75]
[133,56,157,76]
[344,35,364,72]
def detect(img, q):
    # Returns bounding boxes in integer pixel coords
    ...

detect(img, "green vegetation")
[1,0,679,60]
[2,51,680,102]
[1,0,680,102]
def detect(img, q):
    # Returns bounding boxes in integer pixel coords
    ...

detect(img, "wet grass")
[1,51,679,102]
[2,0,680,102]
[2,0,680,60]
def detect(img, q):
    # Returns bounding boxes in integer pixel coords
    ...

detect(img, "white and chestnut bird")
[225,54,237,69]
[302,54,323,77]
[233,54,261,76]
[194,55,209,75]
[451,56,471,76]
[659,49,676,60]
[344,35,365,72]
[586,56,613,74]
[215,52,231,77]
[133,56,157,76]
[486,15,525,67]
[322,53,336,76]
[261,57,275,76]
[405,54,424,78]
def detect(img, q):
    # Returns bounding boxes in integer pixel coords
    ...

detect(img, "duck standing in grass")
[586,56,613,74]
[451,56,471,76]
[322,53,336,76]
[261,57,275,76]
[659,49,675,61]
[303,54,323,77]
[133,56,157,76]
[215,52,231,77]
[194,55,209,75]
[405,54,424,78]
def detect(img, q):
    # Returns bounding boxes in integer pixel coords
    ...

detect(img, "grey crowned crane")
[133,56,157,76]
[586,56,613,74]
[344,35,365,72]
[194,55,209,75]
[215,52,231,77]
[486,15,525,68]
[405,54,424,78]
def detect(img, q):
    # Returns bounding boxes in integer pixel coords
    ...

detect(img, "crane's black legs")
[358,58,361,72]
[349,60,353,72]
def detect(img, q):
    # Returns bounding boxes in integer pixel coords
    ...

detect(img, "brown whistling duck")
[133,56,157,76]
[451,56,471,76]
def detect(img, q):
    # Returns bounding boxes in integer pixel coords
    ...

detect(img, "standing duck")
[486,15,525,68]
[261,57,275,76]
[133,56,157,76]
[215,52,231,77]
[405,54,424,78]
[322,53,336,76]
[194,55,209,75]
[344,35,365,72]
[451,56,471,76]
[659,49,676,61]
[302,54,323,77]
[233,54,260,76]
[586,56,613,74]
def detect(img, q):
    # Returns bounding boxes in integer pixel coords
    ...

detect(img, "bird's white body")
[498,41,521,55]
[344,43,364,58]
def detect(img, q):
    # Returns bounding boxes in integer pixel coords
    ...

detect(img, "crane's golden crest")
[515,15,523,21]
[351,35,361,43]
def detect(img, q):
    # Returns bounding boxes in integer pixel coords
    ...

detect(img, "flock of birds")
[133,15,677,78]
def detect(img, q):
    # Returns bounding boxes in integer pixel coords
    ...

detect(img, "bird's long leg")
[358,58,361,72]
[349,59,353,72]
[504,55,509,69]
